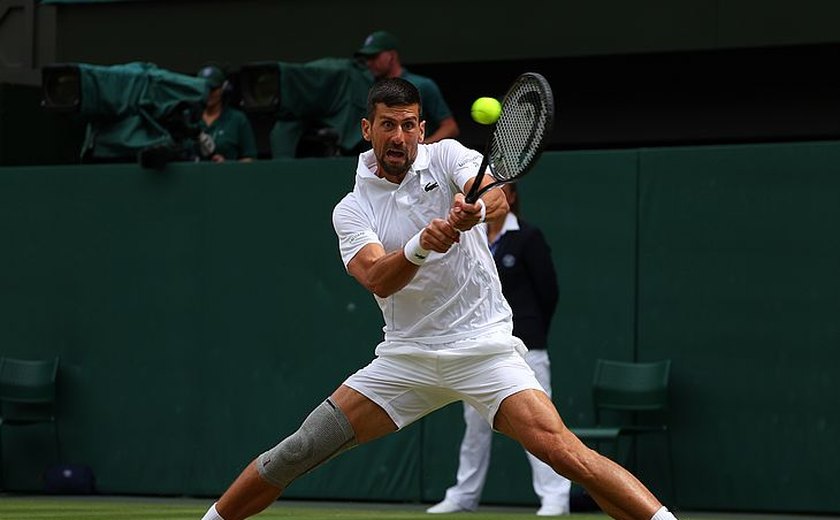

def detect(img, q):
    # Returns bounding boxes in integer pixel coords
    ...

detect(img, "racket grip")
[465,154,490,204]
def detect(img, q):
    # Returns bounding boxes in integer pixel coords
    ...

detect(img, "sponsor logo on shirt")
[457,152,482,169]
[348,231,368,244]
[424,182,439,192]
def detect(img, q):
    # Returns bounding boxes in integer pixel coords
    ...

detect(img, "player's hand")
[448,193,484,231]
[421,218,461,253]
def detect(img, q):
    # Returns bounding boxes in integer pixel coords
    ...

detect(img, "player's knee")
[256,398,358,489]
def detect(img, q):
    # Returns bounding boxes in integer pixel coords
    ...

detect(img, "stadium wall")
[0,142,838,512]
[49,1,840,70]
[6,1,840,85]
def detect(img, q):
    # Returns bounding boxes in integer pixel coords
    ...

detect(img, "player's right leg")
[204,385,397,520]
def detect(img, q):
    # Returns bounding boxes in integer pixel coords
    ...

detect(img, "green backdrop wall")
[0,142,838,512]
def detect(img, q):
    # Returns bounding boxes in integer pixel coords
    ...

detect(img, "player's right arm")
[334,193,459,298]
[347,219,459,298]
[347,243,416,298]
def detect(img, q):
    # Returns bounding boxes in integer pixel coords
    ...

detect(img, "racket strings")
[490,79,551,181]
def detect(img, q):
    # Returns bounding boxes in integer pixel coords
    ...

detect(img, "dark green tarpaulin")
[77,62,207,158]
[269,58,373,157]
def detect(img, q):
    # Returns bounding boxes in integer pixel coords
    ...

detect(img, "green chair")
[570,359,675,503]
[0,356,61,488]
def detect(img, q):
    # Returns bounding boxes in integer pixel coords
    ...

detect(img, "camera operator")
[197,64,257,163]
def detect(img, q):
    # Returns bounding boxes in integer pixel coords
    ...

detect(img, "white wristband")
[477,198,487,223]
[403,230,430,266]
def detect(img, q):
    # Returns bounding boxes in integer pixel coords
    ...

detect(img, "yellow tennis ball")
[471,97,502,125]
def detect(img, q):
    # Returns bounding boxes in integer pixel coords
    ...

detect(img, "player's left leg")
[493,389,672,520]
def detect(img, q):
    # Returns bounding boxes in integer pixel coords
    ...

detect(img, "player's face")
[362,103,426,181]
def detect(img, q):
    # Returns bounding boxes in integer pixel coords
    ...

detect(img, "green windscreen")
[1,143,838,512]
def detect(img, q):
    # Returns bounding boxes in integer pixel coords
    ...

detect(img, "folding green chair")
[570,359,675,503]
[0,356,61,488]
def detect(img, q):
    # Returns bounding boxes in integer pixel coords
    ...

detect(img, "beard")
[380,157,410,176]
[378,146,414,177]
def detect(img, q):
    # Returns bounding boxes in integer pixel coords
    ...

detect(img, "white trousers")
[441,349,572,511]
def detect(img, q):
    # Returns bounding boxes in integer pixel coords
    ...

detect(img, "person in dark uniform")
[428,183,571,516]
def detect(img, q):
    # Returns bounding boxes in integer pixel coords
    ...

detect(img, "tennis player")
[200,78,677,520]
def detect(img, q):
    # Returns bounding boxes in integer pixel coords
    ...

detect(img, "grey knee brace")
[257,398,358,489]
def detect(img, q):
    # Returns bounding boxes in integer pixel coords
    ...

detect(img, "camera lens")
[43,65,82,111]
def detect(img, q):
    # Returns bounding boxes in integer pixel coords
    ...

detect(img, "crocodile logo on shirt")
[424,182,439,192]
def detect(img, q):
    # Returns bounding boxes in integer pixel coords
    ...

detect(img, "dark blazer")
[492,219,559,350]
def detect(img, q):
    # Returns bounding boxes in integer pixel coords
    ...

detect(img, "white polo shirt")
[333,140,514,355]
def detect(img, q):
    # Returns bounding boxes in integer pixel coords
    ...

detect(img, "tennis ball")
[471,97,502,125]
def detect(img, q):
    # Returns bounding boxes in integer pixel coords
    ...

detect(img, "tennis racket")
[464,72,554,203]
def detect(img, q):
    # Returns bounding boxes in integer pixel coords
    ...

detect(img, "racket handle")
[465,154,490,204]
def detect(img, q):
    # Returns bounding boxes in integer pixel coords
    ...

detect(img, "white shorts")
[343,334,545,429]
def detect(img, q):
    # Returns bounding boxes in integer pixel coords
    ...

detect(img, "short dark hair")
[366,77,422,121]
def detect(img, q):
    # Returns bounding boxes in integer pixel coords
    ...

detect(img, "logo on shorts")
[424,182,439,192]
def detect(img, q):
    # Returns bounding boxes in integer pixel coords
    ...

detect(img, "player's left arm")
[445,141,508,231]
[449,176,508,231]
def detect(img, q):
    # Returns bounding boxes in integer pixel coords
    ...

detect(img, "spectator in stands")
[427,183,571,516]
[355,31,459,143]
[197,64,258,162]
